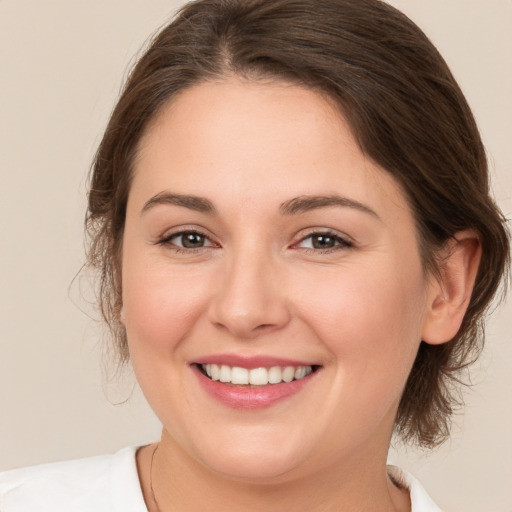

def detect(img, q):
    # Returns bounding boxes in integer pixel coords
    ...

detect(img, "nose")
[207,248,291,339]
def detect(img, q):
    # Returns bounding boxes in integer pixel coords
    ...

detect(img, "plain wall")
[1,1,510,510]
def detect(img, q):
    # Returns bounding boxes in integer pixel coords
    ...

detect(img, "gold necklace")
[150,443,162,512]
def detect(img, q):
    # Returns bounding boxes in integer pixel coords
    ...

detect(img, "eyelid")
[153,226,353,252]
[155,226,220,249]
[291,228,354,250]
[170,232,215,248]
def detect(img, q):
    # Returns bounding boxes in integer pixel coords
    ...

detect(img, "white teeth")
[282,366,295,383]
[200,364,314,386]
[219,365,231,383]
[268,366,282,384]
[231,366,249,385]
[294,366,306,380]
[249,367,268,386]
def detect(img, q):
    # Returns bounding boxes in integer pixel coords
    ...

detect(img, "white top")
[0,446,442,511]
[0,447,146,512]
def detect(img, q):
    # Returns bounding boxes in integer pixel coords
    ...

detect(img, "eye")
[161,230,216,250]
[295,231,353,251]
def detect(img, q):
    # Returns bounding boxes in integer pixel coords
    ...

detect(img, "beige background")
[0,1,510,510]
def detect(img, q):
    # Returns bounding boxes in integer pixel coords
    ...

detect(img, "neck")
[137,430,410,512]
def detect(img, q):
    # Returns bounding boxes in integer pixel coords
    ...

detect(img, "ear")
[422,230,482,345]
[119,306,126,326]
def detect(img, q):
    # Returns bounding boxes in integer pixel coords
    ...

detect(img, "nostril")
[254,323,276,331]
[207,276,292,338]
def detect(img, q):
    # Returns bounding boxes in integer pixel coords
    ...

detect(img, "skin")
[122,78,480,511]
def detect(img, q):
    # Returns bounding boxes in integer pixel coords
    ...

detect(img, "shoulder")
[0,446,147,512]
[387,465,443,512]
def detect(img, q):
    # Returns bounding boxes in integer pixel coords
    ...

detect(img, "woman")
[1,0,509,510]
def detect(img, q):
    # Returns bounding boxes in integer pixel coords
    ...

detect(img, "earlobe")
[422,230,482,345]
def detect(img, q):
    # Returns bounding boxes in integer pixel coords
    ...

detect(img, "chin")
[184,427,312,483]
[203,450,305,483]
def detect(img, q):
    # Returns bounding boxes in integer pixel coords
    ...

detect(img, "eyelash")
[156,229,354,254]
[293,230,354,253]
[157,229,217,253]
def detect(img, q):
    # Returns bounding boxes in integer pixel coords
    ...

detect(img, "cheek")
[121,260,215,422]
[122,259,210,354]
[295,261,426,389]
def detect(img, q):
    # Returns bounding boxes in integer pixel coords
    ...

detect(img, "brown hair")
[87,0,510,447]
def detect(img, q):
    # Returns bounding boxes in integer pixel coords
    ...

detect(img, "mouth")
[197,363,318,386]
[191,356,322,408]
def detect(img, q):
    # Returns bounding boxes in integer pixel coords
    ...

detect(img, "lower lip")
[192,365,316,409]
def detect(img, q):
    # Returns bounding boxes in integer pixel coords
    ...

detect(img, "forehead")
[131,78,412,223]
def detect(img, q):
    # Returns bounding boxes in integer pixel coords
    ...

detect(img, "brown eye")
[296,232,352,251]
[180,232,206,248]
[311,234,336,249]
[164,230,214,249]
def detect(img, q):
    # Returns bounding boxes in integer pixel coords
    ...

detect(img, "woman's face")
[122,79,435,481]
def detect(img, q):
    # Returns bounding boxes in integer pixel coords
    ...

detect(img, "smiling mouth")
[197,364,319,386]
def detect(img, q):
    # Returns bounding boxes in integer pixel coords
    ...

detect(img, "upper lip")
[192,354,318,369]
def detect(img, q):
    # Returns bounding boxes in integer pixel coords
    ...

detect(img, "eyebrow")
[141,191,379,219]
[141,192,217,215]
[279,195,380,219]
